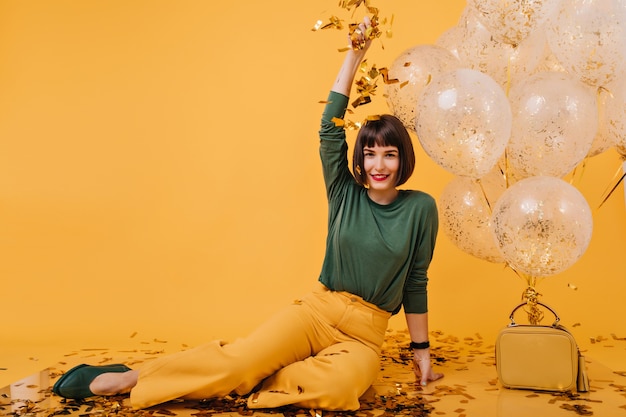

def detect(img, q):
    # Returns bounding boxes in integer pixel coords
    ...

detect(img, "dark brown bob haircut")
[352,114,415,187]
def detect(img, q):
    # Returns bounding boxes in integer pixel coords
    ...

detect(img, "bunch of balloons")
[385,0,626,280]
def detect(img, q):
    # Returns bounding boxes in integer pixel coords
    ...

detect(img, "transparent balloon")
[588,85,620,157]
[602,80,626,154]
[468,0,558,46]
[439,169,507,263]
[491,176,593,277]
[546,0,626,87]
[531,42,566,74]
[385,45,461,132]
[448,7,546,90]
[436,26,462,61]
[506,71,598,179]
[416,68,512,178]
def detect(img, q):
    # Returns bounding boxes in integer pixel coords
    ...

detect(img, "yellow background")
[1,0,624,385]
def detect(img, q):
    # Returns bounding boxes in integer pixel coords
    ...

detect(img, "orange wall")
[1,0,624,385]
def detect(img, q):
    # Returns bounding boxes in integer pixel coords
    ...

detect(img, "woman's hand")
[412,348,444,386]
[348,16,373,59]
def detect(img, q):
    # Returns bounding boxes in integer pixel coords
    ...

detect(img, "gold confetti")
[339,0,369,11]
[331,117,344,127]
[568,283,578,290]
[311,16,343,31]
[314,0,395,114]
[386,13,394,38]
[155,409,177,416]
[351,59,387,107]
[315,0,391,50]
[379,67,399,84]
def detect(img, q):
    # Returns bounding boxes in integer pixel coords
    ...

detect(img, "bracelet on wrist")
[409,341,430,350]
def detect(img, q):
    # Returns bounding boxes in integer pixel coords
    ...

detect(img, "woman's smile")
[370,174,390,182]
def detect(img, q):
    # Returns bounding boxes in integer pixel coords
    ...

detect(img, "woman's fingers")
[412,356,444,386]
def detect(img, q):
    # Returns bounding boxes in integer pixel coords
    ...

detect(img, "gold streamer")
[506,266,544,325]
[521,283,544,325]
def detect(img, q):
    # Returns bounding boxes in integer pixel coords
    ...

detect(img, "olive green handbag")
[495,302,589,392]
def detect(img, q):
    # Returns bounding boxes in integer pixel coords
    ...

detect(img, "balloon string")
[569,157,587,187]
[502,150,510,189]
[597,160,626,210]
[505,58,511,97]
[476,179,492,213]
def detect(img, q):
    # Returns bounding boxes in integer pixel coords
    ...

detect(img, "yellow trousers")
[130,283,391,410]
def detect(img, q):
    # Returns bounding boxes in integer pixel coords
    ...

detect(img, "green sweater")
[317,91,438,315]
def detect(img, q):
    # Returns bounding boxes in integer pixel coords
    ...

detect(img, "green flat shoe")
[52,363,132,399]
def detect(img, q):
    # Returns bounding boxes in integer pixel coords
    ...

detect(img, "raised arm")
[331,17,372,96]
[320,17,374,200]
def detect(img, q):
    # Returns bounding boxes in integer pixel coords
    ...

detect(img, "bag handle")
[509,301,561,327]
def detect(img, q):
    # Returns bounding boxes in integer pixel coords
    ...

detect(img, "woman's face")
[362,145,400,193]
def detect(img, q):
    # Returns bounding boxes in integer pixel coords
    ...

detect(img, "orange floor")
[2,329,625,416]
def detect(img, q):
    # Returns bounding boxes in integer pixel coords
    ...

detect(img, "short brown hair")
[352,114,415,187]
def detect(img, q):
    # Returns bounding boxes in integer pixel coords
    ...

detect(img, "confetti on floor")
[2,330,625,416]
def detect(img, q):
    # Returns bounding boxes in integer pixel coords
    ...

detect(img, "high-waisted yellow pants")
[130,283,391,410]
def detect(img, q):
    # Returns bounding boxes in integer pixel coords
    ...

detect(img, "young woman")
[52,17,443,411]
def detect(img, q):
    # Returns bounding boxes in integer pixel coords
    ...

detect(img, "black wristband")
[410,341,430,350]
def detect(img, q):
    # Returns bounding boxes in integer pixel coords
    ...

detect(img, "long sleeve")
[402,195,438,314]
[319,91,355,206]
